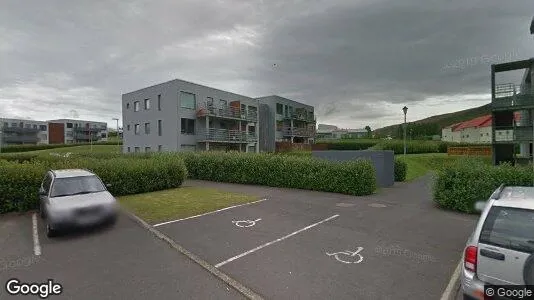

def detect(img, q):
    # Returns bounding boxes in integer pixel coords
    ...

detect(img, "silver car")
[461,184,534,300]
[39,169,119,237]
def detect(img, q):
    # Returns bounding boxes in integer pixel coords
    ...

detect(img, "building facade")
[316,125,368,140]
[0,118,48,145]
[46,119,108,144]
[256,95,316,152]
[441,115,516,144]
[122,79,260,153]
[491,58,534,165]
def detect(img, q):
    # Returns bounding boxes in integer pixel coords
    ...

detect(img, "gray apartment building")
[256,95,316,152]
[122,79,317,153]
[0,118,48,145]
[47,119,108,144]
[122,79,260,153]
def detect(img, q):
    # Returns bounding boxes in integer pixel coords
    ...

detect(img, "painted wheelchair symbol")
[326,247,364,264]
[232,218,261,228]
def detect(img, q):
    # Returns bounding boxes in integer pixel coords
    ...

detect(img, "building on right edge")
[256,95,316,152]
[491,58,534,166]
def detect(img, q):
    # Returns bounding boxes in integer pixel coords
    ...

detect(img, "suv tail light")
[465,246,477,273]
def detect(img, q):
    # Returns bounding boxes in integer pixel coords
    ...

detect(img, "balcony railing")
[282,112,316,122]
[1,126,40,134]
[197,128,257,143]
[2,134,40,144]
[281,127,316,137]
[493,83,534,109]
[197,103,258,122]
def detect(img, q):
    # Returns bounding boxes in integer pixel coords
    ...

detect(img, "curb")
[122,209,264,300]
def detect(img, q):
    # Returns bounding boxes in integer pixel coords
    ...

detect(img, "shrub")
[433,160,534,213]
[371,140,440,154]
[0,141,122,153]
[179,152,377,195]
[0,153,187,214]
[0,152,41,163]
[394,159,407,182]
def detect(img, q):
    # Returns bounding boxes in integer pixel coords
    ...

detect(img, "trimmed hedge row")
[313,141,379,151]
[0,154,187,214]
[179,152,377,195]
[433,160,534,213]
[1,141,122,153]
[394,159,407,182]
[371,140,475,154]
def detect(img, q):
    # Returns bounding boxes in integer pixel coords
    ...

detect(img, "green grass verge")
[118,186,258,224]
[397,153,492,181]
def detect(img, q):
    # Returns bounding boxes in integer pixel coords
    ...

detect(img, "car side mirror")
[474,201,486,212]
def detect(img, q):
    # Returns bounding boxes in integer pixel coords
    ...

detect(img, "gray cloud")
[0,0,533,129]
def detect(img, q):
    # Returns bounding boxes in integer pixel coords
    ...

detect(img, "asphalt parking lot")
[0,175,478,299]
[0,212,244,300]
[157,176,479,299]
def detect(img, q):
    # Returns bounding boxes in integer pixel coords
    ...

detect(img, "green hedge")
[314,141,379,150]
[0,154,187,214]
[433,160,534,213]
[0,141,122,153]
[179,152,377,195]
[394,159,407,182]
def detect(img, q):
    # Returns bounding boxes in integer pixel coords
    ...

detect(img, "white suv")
[461,184,534,300]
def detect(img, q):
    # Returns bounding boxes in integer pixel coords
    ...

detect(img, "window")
[276,103,283,114]
[180,91,196,109]
[11,123,17,127]
[158,145,163,152]
[181,118,195,134]
[127,124,131,131]
[134,124,140,135]
[144,98,150,110]
[206,97,213,105]
[2,122,7,128]
[127,147,131,153]
[219,99,227,107]
[145,147,151,152]
[40,125,48,131]
[180,144,196,152]
[50,176,106,197]
[134,101,140,112]
[284,105,288,116]
[33,124,37,129]
[126,103,130,109]
[144,122,150,134]
[19,122,23,128]
[158,95,161,111]
[480,206,534,253]
[101,133,107,138]
[158,120,162,136]
[25,123,32,129]
[134,147,140,153]
[66,123,73,129]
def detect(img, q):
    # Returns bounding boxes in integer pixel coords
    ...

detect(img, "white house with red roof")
[442,114,518,144]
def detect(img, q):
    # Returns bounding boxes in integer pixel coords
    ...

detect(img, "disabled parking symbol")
[232,218,261,228]
[326,247,364,264]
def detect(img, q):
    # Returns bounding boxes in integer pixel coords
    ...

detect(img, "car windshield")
[50,175,106,198]
[479,206,534,253]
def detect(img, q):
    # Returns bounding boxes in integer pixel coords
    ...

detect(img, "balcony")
[2,126,40,134]
[197,128,257,143]
[281,127,316,137]
[2,134,40,144]
[197,103,258,122]
[492,84,534,111]
[282,109,316,123]
[493,126,533,143]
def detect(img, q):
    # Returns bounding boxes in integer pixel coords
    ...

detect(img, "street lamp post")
[112,118,120,153]
[402,106,408,156]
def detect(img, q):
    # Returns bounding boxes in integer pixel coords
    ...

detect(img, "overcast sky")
[1,0,533,130]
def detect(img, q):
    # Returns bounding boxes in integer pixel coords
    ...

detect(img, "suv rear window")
[480,206,534,253]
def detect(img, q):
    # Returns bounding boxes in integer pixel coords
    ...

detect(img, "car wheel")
[46,222,57,238]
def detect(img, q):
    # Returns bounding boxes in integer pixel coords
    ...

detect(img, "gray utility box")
[311,150,395,187]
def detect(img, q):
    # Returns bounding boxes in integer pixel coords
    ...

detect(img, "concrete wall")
[122,79,259,153]
[259,103,275,152]
[311,150,395,187]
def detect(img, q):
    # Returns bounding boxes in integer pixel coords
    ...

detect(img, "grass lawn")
[118,186,258,224]
[29,145,120,154]
[397,153,492,181]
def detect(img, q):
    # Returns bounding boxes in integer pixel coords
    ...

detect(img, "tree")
[365,126,372,138]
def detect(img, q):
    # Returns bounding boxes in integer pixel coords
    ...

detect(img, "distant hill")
[373,104,491,138]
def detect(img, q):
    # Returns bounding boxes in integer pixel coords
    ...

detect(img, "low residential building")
[46,119,108,144]
[256,95,316,152]
[0,118,48,145]
[441,114,519,144]
[122,79,260,153]
[441,122,463,143]
[122,79,317,153]
[316,125,367,140]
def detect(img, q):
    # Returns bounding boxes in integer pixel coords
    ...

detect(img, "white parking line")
[440,258,462,300]
[153,198,269,227]
[214,214,340,268]
[32,213,41,256]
